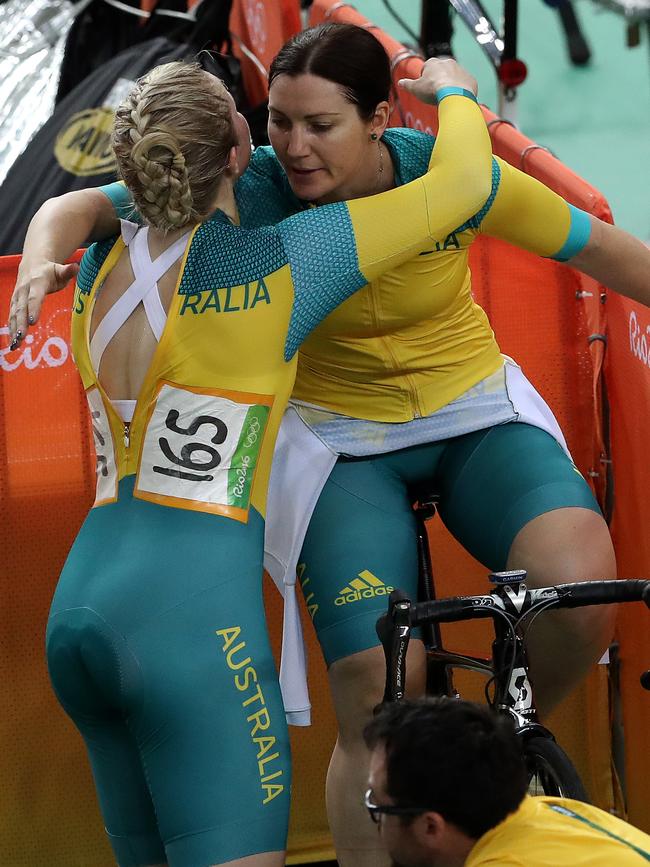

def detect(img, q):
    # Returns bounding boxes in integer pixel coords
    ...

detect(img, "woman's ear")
[225,145,240,179]
[369,100,392,138]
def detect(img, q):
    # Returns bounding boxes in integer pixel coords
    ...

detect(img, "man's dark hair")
[364,698,528,839]
[269,23,392,120]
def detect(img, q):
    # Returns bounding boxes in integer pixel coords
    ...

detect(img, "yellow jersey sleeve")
[479,157,592,260]
[346,93,493,281]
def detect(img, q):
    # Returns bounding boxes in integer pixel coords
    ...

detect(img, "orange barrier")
[0,270,108,866]
[230,0,301,106]
[605,294,650,830]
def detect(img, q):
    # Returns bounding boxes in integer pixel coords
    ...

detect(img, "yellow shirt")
[291,142,592,422]
[76,93,493,521]
[104,127,592,426]
[466,796,650,866]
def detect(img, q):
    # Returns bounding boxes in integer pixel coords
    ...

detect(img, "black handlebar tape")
[554,579,650,608]
[412,596,497,626]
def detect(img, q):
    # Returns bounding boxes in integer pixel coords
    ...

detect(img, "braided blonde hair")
[112,61,238,232]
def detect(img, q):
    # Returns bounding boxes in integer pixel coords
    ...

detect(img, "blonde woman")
[23,58,492,867]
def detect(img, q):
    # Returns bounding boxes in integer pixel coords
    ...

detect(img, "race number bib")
[134,382,273,521]
[86,387,118,506]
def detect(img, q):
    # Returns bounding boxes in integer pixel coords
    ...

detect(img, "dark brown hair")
[269,23,391,120]
[364,698,528,838]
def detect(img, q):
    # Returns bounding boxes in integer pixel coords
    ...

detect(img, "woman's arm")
[8,188,120,346]
[568,218,650,306]
[348,59,491,281]
[478,158,650,305]
[279,59,493,357]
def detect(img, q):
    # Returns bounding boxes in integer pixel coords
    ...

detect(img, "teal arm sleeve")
[99,182,138,221]
[551,205,592,262]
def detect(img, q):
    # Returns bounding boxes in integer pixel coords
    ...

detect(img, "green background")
[353,0,649,237]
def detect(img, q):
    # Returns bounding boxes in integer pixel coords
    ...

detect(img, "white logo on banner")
[0,327,69,372]
[403,112,434,137]
[629,311,650,370]
[245,0,267,53]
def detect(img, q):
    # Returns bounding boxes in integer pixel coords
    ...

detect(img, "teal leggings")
[299,423,601,665]
[46,476,290,867]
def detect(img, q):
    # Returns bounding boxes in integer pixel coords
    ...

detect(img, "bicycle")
[376,491,650,801]
[378,0,529,122]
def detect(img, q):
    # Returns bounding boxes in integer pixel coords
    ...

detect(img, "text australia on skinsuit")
[216,626,284,805]
[180,280,271,316]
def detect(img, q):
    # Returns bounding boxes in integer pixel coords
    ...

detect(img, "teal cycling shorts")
[46,476,290,867]
[298,423,601,666]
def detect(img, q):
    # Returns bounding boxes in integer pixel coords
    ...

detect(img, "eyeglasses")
[364,788,432,825]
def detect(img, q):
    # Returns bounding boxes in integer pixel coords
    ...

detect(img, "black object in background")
[0,0,281,256]
[0,37,222,254]
[55,0,233,103]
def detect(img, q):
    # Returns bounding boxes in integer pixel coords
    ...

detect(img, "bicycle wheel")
[523,736,589,801]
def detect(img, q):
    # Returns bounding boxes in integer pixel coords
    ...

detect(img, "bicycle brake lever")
[376,590,413,706]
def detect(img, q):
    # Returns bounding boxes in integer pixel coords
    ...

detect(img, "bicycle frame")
[383,497,650,741]
[386,577,552,736]
[414,495,545,732]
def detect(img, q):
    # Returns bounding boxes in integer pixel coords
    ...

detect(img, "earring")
[370,132,378,141]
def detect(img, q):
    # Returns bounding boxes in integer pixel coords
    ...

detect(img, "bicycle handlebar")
[412,595,499,626]
[410,578,650,626]
[377,579,650,705]
[551,579,650,608]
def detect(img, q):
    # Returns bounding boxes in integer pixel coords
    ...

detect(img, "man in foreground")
[364,697,650,866]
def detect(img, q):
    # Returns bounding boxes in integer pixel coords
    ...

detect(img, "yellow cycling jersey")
[101,123,592,426]
[466,796,650,866]
[291,148,592,421]
[73,92,492,521]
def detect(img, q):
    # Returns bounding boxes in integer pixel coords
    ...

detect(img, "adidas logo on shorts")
[334,570,394,606]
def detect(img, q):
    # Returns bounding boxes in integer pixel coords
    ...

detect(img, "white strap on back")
[89,224,190,373]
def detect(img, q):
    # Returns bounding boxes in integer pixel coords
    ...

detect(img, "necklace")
[377,140,384,190]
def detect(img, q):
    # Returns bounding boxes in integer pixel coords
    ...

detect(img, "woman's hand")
[8,260,79,349]
[398,58,478,105]
[5,187,118,349]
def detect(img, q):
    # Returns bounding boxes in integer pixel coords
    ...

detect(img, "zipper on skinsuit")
[368,283,424,418]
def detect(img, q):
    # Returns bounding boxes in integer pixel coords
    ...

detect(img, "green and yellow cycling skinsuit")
[466,796,650,865]
[46,90,490,867]
[99,118,599,670]
[241,126,599,666]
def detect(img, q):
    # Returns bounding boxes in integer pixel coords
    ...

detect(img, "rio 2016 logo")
[629,311,650,371]
[0,327,69,371]
[403,111,434,137]
[244,0,267,53]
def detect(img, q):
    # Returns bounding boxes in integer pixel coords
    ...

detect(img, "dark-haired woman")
[10,22,650,867]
